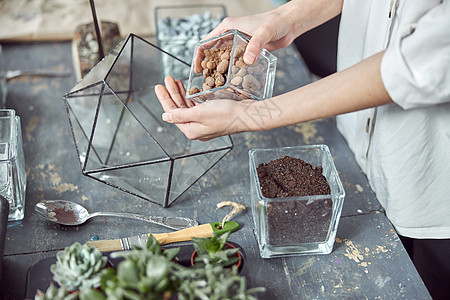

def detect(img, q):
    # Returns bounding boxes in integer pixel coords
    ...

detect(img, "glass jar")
[0,109,26,221]
[186,29,277,102]
[249,145,345,258]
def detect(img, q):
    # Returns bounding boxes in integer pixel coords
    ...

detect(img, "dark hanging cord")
[89,0,105,61]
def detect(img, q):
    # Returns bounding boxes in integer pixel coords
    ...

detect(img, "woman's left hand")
[155,76,255,141]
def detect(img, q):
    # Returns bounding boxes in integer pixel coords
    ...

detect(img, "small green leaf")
[163,247,180,261]
[100,268,116,290]
[192,232,232,256]
[137,277,154,293]
[121,289,142,300]
[117,260,140,283]
[79,288,106,300]
[146,234,162,254]
[154,277,169,293]
[146,256,169,281]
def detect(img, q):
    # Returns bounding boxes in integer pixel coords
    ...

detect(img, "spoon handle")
[89,212,198,230]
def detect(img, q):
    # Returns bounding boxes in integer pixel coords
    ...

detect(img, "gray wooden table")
[0,40,430,299]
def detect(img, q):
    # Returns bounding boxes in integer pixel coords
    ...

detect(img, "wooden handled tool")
[85,221,239,252]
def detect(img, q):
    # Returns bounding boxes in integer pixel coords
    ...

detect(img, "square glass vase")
[155,4,227,79]
[0,109,26,221]
[249,145,345,258]
[186,29,277,103]
[63,34,233,207]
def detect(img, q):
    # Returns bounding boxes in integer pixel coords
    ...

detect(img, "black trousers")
[399,235,450,300]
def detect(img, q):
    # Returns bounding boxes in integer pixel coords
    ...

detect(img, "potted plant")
[50,242,108,292]
[190,231,242,269]
[35,235,263,299]
[176,258,262,299]
[100,235,180,300]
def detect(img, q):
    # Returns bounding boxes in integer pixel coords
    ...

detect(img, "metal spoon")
[35,200,198,230]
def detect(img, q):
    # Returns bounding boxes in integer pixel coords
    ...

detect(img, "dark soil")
[52,206,78,224]
[256,155,333,245]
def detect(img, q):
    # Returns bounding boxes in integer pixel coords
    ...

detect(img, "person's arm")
[245,51,392,131]
[157,51,392,140]
[204,0,343,64]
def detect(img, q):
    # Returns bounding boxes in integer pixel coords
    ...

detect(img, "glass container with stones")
[155,5,227,79]
[63,34,233,207]
[186,30,277,103]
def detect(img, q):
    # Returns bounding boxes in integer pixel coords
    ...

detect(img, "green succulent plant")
[34,284,106,300]
[38,234,265,299]
[176,261,264,300]
[101,234,180,300]
[50,242,107,291]
[191,231,240,267]
[35,284,79,300]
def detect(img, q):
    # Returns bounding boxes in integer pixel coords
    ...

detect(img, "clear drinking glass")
[249,145,345,258]
[0,109,26,221]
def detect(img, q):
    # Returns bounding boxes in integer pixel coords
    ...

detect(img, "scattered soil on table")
[256,155,333,245]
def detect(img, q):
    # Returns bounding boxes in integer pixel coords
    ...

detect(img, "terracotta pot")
[190,243,243,271]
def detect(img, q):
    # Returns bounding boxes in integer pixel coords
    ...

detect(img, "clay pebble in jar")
[189,45,267,100]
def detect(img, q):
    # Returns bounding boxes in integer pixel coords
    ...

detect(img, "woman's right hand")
[201,0,343,65]
[202,7,297,65]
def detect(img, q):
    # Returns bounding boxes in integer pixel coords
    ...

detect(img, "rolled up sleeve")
[381,1,450,110]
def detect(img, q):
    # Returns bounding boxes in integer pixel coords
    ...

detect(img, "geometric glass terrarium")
[63,34,233,207]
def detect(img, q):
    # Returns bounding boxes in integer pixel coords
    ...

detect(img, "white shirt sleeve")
[381,0,450,110]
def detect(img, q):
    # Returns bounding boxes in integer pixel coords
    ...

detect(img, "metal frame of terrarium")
[63,1,233,207]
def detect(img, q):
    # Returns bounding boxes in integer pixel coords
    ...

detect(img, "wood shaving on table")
[217,201,246,228]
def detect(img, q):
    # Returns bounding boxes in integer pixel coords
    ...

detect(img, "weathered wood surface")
[1,41,430,299]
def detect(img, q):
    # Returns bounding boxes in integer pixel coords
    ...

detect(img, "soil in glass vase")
[257,155,332,245]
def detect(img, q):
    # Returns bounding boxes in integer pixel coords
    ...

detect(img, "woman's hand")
[201,0,343,65]
[155,76,256,141]
[203,10,296,65]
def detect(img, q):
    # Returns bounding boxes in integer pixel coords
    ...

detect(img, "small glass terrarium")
[63,34,233,208]
[249,145,345,258]
[186,29,277,102]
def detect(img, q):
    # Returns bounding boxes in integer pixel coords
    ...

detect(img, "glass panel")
[70,38,127,93]
[88,160,171,206]
[168,148,231,205]
[105,38,131,100]
[64,82,105,170]
[86,85,169,170]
